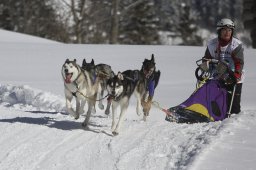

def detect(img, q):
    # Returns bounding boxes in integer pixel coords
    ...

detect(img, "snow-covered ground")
[0,29,256,170]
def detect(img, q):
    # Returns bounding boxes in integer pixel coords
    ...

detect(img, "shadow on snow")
[0,113,109,134]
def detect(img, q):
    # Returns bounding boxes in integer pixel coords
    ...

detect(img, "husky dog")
[61,59,100,127]
[106,70,139,135]
[135,54,161,121]
[82,59,114,114]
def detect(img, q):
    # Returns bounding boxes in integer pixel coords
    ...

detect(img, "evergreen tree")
[177,2,203,45]
[0,7,13,30]
[0,0,69,42]
[243,0,256,48]
[119,0,160,44]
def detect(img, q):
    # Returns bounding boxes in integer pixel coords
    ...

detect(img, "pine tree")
[0,0,69,42]
[119,0,160,44]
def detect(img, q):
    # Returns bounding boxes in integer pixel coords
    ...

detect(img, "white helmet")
[216,18,235,31]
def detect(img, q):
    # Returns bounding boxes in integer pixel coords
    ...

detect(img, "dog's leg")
[82,101,93,127]
[113,98,129,135]
[75,97,81,118]
[134,90,143,116]
[92,93,97,114]
[79,98,86,115]
[98,83,105,110]
[91,105,96,114]
[111,101,118,132]
[65,92,78,119]
[105,97,112,115]
[88,93,96,114]
[143,95,153,121]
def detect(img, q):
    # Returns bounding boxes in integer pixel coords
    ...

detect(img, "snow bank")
[0,29,59,44]
[0,84,66,112]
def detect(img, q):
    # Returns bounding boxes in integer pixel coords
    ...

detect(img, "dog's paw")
[98,103,104,110]
[105,109,110,115]
[72,112,80,119]
[82,122,88,128]
[142,102,151,114]
[136,106,143,116]
[143,115,148,121]
[92,107,96,114]
[112,131,119,136]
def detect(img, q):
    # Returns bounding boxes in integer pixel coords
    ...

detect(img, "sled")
[165,59,236,123]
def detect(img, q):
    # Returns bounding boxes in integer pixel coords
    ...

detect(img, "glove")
[234,71,241,83]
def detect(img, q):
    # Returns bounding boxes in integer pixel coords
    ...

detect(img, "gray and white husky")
[82,59,114,114]
[61,59,101,127]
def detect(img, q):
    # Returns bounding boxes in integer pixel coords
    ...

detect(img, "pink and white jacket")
[204,37,244,83]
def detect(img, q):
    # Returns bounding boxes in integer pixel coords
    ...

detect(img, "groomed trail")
[1,84,256,170]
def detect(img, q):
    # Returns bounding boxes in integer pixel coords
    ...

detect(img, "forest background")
[0,0,255,48]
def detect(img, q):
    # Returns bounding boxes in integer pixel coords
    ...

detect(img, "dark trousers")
[225,83,242,114]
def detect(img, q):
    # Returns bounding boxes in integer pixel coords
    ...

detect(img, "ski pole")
[228,84,236,117]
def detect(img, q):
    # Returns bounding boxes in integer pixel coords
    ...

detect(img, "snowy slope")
[0,30,256,170]
[0,29,59,44]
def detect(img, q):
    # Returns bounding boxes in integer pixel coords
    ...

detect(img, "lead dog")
[82,59,114,114]
[61,59,100,127]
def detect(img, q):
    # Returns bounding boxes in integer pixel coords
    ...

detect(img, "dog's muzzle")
[64,70,73,83]
[109,91,120,101]
[109,91,116,97]
[143,69,153,79]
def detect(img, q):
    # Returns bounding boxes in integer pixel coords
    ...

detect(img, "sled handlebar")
[196,58,219,66]
[202,58,219,63]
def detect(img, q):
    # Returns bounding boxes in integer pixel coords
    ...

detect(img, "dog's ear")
[73,59,76,63]
[65,59,70,63]
[151,54,155,62]
[117,72,124,80]
[82,59,86,66]
[91,59,94,65]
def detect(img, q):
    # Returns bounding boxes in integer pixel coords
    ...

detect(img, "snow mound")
[0,84,66,112]
[0,29,59,44]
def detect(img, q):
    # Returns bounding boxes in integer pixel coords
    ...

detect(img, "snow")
[0,30,256,170]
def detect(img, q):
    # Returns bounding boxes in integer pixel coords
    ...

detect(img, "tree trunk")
[110,0,119,44]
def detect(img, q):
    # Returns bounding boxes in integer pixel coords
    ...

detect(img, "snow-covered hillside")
[0,30,256,170]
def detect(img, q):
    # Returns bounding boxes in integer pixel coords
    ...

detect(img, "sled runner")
[164,59,237,123]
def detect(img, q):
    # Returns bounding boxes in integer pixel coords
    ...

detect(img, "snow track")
[0,105,224,170]
[0,84,255,170]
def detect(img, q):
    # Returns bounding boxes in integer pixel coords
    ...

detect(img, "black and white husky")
[82,59,114,114]
[61,59,100,127]
[106,70,139,135]
[106,54,160,135]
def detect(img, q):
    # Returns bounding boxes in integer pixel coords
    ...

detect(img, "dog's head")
[107,72,124,99]
[141,54,156,79]
[62,59,80,84]
[82,59,96,72]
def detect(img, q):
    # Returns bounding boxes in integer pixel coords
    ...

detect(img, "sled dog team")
[61,54,160,135]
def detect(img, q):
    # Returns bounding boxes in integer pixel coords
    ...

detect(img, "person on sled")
[203,18,244,115]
